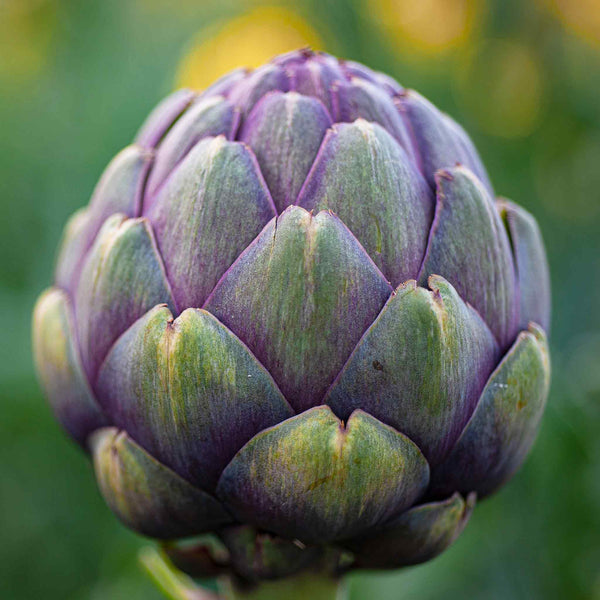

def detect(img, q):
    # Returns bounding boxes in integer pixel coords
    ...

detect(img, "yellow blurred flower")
[365,0,483,57]
[455,39,544,138]
[176,6,323,90]
[538,0,600,48]
[0,0,56,83]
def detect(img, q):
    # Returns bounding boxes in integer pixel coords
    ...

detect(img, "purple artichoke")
[33,50,551,583]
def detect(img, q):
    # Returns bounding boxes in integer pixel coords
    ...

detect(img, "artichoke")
[33,49,551,592]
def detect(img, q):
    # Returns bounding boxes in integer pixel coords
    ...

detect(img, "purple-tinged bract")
[33,50,551,582]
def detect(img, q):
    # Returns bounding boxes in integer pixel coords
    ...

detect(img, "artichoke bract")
[33,50,551,582]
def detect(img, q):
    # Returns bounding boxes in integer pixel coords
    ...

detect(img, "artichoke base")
[141,544,347,600]
[219,572,345,600]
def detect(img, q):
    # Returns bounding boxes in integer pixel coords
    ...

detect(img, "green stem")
[218,572,346,600]
[139,547,219,600]
[140,545,346,600]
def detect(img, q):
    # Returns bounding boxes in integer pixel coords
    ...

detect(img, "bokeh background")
[1,0,599,598]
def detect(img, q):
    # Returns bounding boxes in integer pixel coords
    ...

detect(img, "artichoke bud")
[33,49,551,582]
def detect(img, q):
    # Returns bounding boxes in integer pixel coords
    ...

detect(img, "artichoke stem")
[139,546,220,600]
[218,572,347,600]
[140,545,346,600]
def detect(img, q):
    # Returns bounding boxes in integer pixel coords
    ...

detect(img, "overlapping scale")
[297,119,433,285]
[228,64,290,119]
[204,206,393,412]
[397,90,494,193]
[75,214,176,382]
[201,68,249,100]
[240,91,332,212]
[418,167,518,348]
[285,53,344,113]
[33,289,108,446]
[96,305,293,490]
[499,200,551,332]
[345,493,475,568]
[145,95,240,199]
[55,145,153,293]
[331,78,415,158]
[135,88,196,149]
[430,324,550,497]
[92,428,231,538]
[217,407,429,544]
[326,276,500,465]
[146,136,277,310]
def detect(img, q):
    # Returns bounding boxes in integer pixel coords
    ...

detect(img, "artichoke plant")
[33,50,551,599]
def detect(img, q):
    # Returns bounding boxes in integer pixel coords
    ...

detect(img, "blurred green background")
[1,0,599,598]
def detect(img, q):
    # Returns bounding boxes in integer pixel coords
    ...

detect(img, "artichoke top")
[33,50,551,581]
